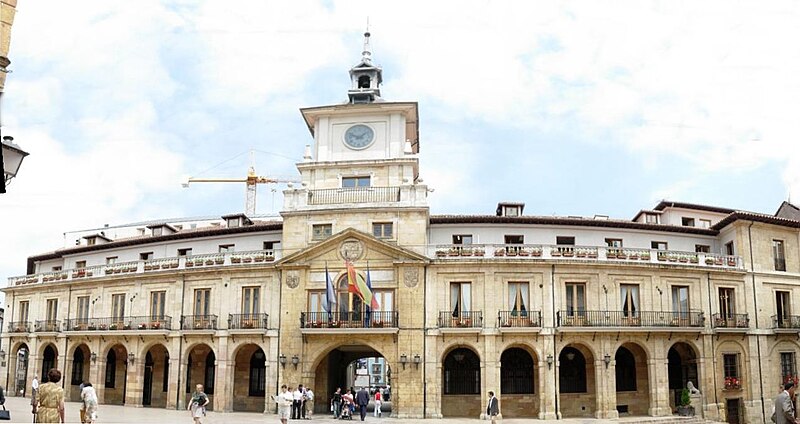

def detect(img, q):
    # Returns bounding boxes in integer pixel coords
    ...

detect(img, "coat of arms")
[339,239,365,261]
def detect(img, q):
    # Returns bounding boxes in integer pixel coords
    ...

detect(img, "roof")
[631,209,664,222]
[712,211,800,231]
[652,201,736,215]
[776,201,800,221]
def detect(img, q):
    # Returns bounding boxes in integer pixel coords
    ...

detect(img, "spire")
[348,22,383,104]
[361,20,372,65]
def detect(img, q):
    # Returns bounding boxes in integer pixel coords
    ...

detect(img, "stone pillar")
[264,337,278,414]
[177,359,188,410]
[215,358,230,412]
[63,357,74,400]
[648,357,670,416]
[480,335,499,420]
[166,354,179,409]
[125,358,144,407]
[96,358,106,404]
[424,334,442,418]
[595,356,619,419]
[538,351,557,420]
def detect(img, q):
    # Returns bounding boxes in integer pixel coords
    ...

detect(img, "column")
[648,356,670,416]
[124,359,144,407]
[96,358,107,404]
[177,359,188,410]
[595,355,618,419]
[214,358,230,412]
[166,354,179,409]
[481,335,499,420]
[538,343,557,420]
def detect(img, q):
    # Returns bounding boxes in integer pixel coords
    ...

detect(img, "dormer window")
[342,176,371,188]
[152,227,163,236]
[681,217,695,227]
[496,202,525,217]
[645,213,659,224]
[227,218,240,228]
[222,214,252,228]
[86,237,96,246]
[506,207,520,217]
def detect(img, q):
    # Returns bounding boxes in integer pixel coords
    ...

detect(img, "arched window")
[501,348,534,394]
[249,349,266,396]
[559,347,587,393]
[42,346,56,382]
[615,347,637,392]
[205,351,215,395]
[71,348,85,385]
[337,275,363,317]
[358,75,371,89]
[443,348,480,395]
[105,349,116,388]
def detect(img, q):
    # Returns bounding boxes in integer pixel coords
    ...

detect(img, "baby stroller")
[340,398,354,420]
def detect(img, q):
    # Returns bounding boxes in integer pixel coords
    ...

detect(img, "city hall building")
[3,33,800,424]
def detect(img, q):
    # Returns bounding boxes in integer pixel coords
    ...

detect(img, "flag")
[322,262,337,313]
[366,263,379,310]
[346,260,374,308]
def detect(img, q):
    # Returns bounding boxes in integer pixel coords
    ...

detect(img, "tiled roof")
[712,211,800,231]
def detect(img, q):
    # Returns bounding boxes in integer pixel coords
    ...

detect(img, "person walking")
[78,381,86,423]
[355,387,370,421]
[331,388,342,418]
[32,369,65,423]
[31,376,39,397]
[80,382,98,424]
[773,382,799,424]
[303,387,314,419]
[188,384,210,424]
[373,389,382,417]
[486,391,500,424]
[292,385,303,419]
[277,385,293,424]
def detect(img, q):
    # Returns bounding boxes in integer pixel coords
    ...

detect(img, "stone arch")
[138,339,175,361]
[308,337,391,372]
[101,343,129,406]
[67,343,91,400]
[614,342,650,416]
[185,343,216,411]
[667,341,699,412]
[232,343,267,412]
[497,341,543,363]
[610,338,653,361]
[769,339,800,393]
[142,343,170,408]
[441,347,481,417]
[440,341,482,363]
[40,344,58,382]
[557,343,596,418]
[10,342,30,396]
[499,346,538,418]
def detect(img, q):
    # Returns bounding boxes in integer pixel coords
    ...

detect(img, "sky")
[2,0,800,281]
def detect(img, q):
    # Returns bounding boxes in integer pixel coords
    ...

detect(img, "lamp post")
[291,355,299,369]
[604,353,611,369]
[279,354,287,368]
[399,354,407,370]
[1,135,29,193]
[412,354,421,369]
[546,354,553,370]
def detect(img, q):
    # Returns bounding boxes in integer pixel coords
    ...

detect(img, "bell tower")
[347,30,383,104]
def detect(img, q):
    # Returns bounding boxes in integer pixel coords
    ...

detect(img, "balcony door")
[111,294,125,323]
[565,283,586,318]
[150,291,166,321]
[194,289,211,316]
[620,284,639,317]
[719,288,735,318]
[337,275,363,321]
[672,286,690,319]
[777,291,791,327]
[508,282,529,317]
[77,296,90,324]
[450,282,472,318]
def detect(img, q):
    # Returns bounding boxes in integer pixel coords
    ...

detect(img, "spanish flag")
[346,260,374,307]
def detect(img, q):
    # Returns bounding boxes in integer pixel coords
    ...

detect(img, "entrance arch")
[11,343,30,396]
[615,343,649,416]
[312,344,392,416]
[499,347,538,417]
[143,344,169,408]
[103,344,128,405]
[668,342,698,412]
[41,344,58,382]
[185,344,216,411]
[232,344,266,412]
[442,347,481,417]
[558,344,596,418]
[69,344,91,400]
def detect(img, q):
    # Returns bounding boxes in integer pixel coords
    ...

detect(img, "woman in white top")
[278,385,293,424]
[80,382,99,424]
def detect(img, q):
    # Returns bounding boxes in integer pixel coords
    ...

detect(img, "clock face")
[343,124,375,150]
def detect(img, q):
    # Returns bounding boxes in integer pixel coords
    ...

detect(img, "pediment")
[277,228,428,268]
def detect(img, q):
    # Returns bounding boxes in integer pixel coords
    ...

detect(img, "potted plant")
[677,388,694,416]
[243,256,253,263]
[242,320,255,329]
[88,324,97,331]
[214,258,224,264]
[436,249,447,258]
[109,323,118,330]
[186,261,194,267]
[329,321,341,328]
[678,255,689,263]
[640,252,651,260]
[231,257,242,263]
[532,248,542,257]
[550,248,561,257]
[97,324,106,330]
[575,249,586,258]
[474,248,485,257]
[372,321,384,328]
[689,256,699,264]
[705,257,715,265]
[123,323,131,330]
[205,259,214,266]
[494,248,505,257]
[727,258,737,266]
[151,321,161,329]
[138,323,148,330]
[254,255,265,262]
[724,376,741,390]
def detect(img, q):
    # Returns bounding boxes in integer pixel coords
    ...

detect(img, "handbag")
[0,404,10,420]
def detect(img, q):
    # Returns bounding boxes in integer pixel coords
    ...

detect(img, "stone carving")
[285,270,300,289]
[403,268,419,288]
[687,381,700,395]
[339,239,365,261]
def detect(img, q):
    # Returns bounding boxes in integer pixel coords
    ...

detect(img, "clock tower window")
[342,176,371,188]
[358,75,371,89]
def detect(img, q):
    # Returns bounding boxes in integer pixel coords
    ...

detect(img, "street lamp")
[604,353,611,368]
[1,136,29,193]
[413,354,421,369]
[128,353,135,365]
[279,354,287,368]
[291,355,299,369]
[399,354,408,369]
[546,354,553,369]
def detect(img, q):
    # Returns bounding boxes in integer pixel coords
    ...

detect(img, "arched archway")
[442,347,481,417]
[615,343,649,416]
[500,347,538,418]
[11,343,30,396]
[668,342,698,412]
[41,344,58,382]
[143,344,169,408]
[185,344,216,411]
[232,344,266,412]
[69,344,91,400]
[558,344,595,418]
[103,344,128,405]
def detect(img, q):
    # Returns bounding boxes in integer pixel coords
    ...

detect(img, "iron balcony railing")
[229,313,269,330]
[557,310,705,327]
[308,186,401,205]
[773,315,800,329]
[181,315,218,330]
[34,320,61,332]
[8,321,31,333]
[498,310,542,327]
[438,311,483,328]
[711,313,749,329]
[775,258,787,272]
[63,316,172,331]
[300,311,398,329]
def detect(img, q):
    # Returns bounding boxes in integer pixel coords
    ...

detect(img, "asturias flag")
[346,260,374,308]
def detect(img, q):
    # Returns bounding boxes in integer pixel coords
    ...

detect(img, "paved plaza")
[0,396,718,424]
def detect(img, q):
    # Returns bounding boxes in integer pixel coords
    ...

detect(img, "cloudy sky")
[2,0,799,280]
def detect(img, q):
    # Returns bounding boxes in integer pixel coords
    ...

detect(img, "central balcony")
[64,316,173,332]
[557,310,705,331]
[228,313,269,331]
[438,311,483,332]
[308,186,401,205]
[300,311,399,335]
[711,313,749,331]
[34,320,61,333]
[181,315,218,331]
[497,311,542,333]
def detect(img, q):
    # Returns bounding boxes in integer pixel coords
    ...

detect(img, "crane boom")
[183,166,300,215]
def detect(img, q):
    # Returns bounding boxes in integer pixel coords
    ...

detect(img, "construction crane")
[182,153,301,215]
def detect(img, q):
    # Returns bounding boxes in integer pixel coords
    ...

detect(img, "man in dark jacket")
[486,391,499,424]
[355,387,370,421]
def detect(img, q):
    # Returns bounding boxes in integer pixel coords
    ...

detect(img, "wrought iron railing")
[498,311,541,327]
[300,311,398,329]
[34,320,61,332]
[438,311,483,328]
[775,258,787,272]
[711,313,749,329]
[181,315,218,330]
[8,321,31,333]
[63,316,172,331]
[773,315,800,329]
[557,310,705,327]
[308,187,401,205]
[229,313,269,330]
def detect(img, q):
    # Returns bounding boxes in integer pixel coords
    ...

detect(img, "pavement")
[0,396,712,423]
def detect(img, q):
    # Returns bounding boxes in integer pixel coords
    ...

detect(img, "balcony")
[228,313,269,330]
[712,313,749,330]
[438,311,483,331]
[557,310,705,331]
[300,311,399,335]
[63,316,172,332]
[34,320,61,333]
[8,248,279,288]
[181,315,218,331]
[308,186,401,205]
[773,315,800,332]
[497,311,541,333]
[429,244,745,270]
[8,321,31,333]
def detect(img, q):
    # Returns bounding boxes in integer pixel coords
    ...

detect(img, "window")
[204,351,215,394]
[372,363,382,374]
[163,353,170,392]
[501,348,534,394]
[672,286,690,315]
[308,292,325,315]
[699,219,712,229]
[249,349,266,396]
[226,217,240,228]
[723,354,740,380]
[86,237,96,246]
[373,291,394,313]
[150,291,166,320]
[605,238,623,247]
[75,260,86,269]
[18,300,29,322]
[105,256,117,264]
[615,347,637,392]
[450,282,472,317]
[559,347,587,393]
[152,227,163,236]
[620,284,639,317]
[263,241,276,250]
[565,283,586,317]
[781,352,797,382]
[140,252,154,260]
[695,245,710,253]
[557,236,575,245]
[645,213,659,224]
[194,289,211,316]
[443,348,480,394]
[76,296,90,322]
[452,235,473,245]
[505,235,523,244]
[651,241,668,250]
[242,287,260,315]
[774,240,786,271]
[178,248,192,257]
[372,222,393,239]
[312,224,332,240]
[112,294,126,321]
[46,299,58,322]
[71,348,85,385]
[342,176,371,188]
[504,206,520,217]
[218,244,234,253]
[105,349,116,388]
[52,266,62,271]
[777,291,792,327]
[719,288,735,318]
[508,282,529,316]
[681,217,695,227]
[725,241,735,255]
